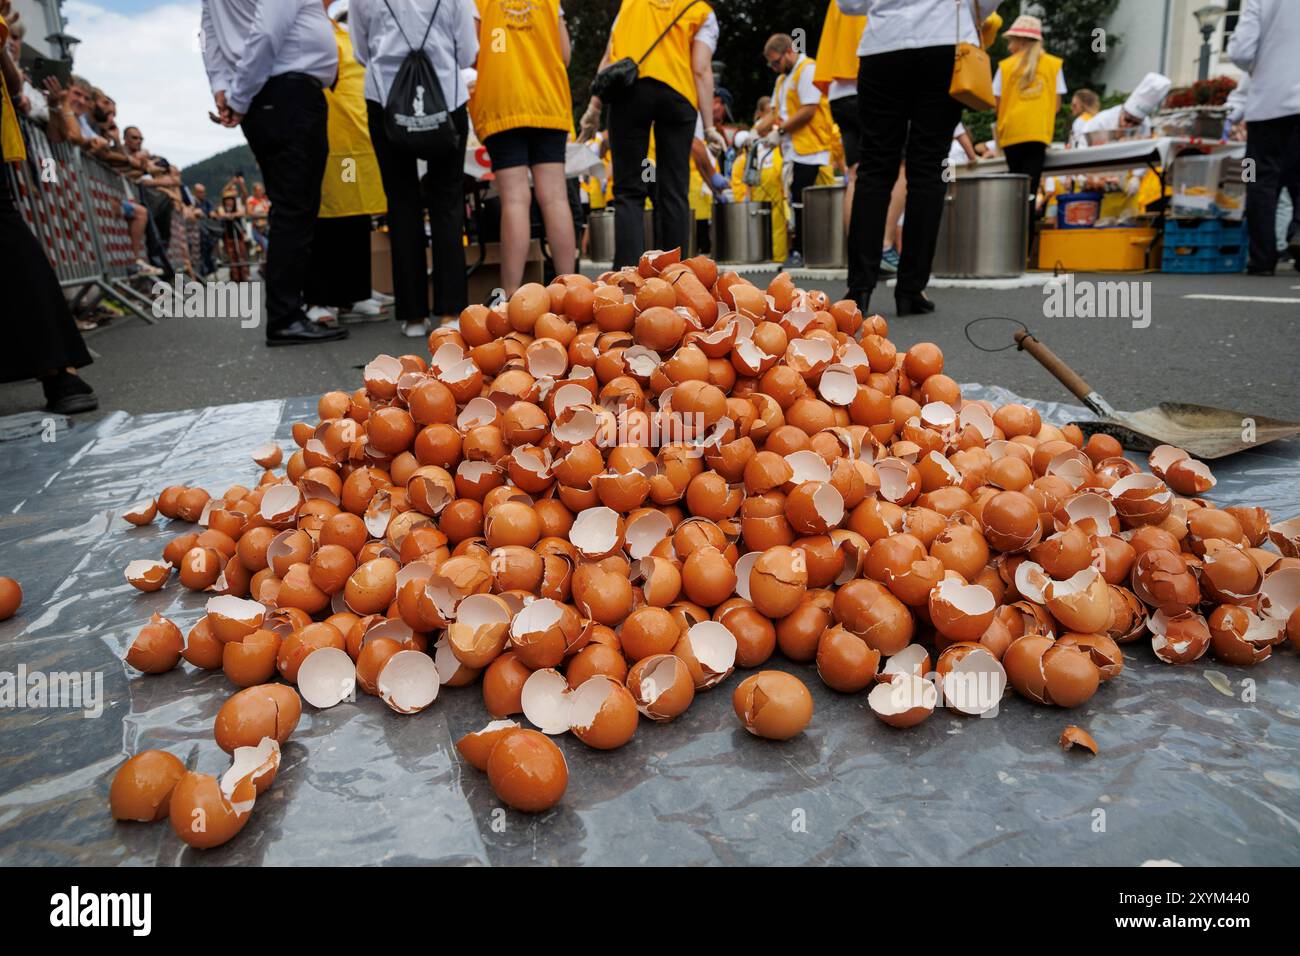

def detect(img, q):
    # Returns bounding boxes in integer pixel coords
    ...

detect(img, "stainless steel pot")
[933,174,1030,278]
[802,184,846,268]
[588,209,615,262]
[712,201,772,264]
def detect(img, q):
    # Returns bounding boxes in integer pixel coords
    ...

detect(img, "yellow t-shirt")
[1,16,26,164]
[471,0,573,141]
[812,4,865,93]
[996,50,1063,148]
[321,22,386,217]
[611,0,713,109]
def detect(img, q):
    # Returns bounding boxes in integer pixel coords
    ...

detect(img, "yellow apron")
[774,56,834,160]
[321,22,386,217]
[812,4,865,93]
[1,16,26,164]
[470,0,572,141]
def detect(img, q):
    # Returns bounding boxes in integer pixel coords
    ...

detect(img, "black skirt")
[0,167,93,384]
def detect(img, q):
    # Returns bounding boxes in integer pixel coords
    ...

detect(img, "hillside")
[181,143,261,190]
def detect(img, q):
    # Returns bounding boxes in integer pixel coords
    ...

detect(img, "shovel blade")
[1074,403,1300,460]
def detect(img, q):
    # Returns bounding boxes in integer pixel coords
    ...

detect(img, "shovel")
[1014,330,1300,459]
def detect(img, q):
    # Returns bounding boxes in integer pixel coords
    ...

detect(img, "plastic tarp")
[1,386,1298,866]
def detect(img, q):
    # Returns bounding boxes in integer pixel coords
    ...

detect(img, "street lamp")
[45,30,82,63]
[1194,4,1225,81]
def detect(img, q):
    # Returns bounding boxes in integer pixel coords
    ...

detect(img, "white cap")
[1124,72,1172,120]
[327,0,348,19]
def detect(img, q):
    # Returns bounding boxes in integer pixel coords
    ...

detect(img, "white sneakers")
[402,320,428,338]
[369,289,395,306]
[306,305,339,326]
[345,298,387,318]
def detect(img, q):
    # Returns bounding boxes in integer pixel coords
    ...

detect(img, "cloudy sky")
[63,0,244,168]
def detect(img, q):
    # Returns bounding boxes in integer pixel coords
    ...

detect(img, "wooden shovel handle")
[1014,330,1096,404]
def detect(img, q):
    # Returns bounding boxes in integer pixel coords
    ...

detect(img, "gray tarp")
[1,386,1298,866]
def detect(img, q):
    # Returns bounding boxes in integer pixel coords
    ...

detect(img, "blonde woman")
[993,15,1065,204]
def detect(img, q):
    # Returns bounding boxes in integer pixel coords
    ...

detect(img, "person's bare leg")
[129,205,147,258]
[533,162,576,277]
[494,166,533,296]
[884,164,907,250]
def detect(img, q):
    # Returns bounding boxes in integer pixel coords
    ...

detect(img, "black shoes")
[41,371,99,414]
[267,318,350,347]
[844,288,872,314]
[895,292,936,316]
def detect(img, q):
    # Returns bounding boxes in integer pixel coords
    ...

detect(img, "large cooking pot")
[712,201,772,264]
[932,174,1030,278]
[802,184,846,268]
[588,209,615,262]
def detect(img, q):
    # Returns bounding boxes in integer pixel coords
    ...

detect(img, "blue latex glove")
[710,172,728,194]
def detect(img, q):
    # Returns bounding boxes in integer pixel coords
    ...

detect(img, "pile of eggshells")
[108,250,1300,847]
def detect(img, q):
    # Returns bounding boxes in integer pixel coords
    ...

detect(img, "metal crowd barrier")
[5,113,175,325]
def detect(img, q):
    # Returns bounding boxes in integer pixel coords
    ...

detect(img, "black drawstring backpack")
[380,0,460,156]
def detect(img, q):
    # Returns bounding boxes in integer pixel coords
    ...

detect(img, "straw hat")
[1005,15,1043,41]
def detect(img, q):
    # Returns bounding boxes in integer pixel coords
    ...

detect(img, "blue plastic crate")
[1161,249,1247,273]
[1164,218,1248,246]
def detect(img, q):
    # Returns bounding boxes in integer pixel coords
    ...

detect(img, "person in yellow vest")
[306,1,390,327]
[993,15,1066,206]
[729,129,788,263]
[813,3,865,232]
[0,12,97,412]
[754,33,834,268]
[470,0,575,295]
[579,0,724,267]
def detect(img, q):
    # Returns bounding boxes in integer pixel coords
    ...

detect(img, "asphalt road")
[3,267,1298,426]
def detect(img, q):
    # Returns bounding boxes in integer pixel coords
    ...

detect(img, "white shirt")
[836,0,1001,56]
[350,0,479,111]
[201,0,339,115]
[947,122,970,166]
[1227,0,1300,122]
[775,54,829,165]
[828,78,856,101]
[992,65,1067,97]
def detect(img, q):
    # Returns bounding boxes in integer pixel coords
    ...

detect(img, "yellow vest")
[321,22,386,217]
[996,50,1063,148]
[775,56,833,159]
[611,0,713,109]
[470,0,572,141]
[813,4,865,93]
[1,16,26,164]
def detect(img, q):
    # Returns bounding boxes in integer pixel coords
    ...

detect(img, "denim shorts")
[484,127,567,171]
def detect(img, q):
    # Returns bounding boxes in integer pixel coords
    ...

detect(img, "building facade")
[8,0,69,61]
[1097,0,1244,94]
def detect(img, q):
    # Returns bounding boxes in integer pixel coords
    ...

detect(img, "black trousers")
[790,161,821,256]
[1245,113,1300,271]
[608,78,696,267]
[1003,140,1047,206]
[0,171,92,383]
[368,101,469,321]
[240,73,329,336]
[305,214,373,308]
[847,45,962,298]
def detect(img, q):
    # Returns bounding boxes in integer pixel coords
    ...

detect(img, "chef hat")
[327,0,348,20]
[734,130,753,150]
[1124,72,1173,120]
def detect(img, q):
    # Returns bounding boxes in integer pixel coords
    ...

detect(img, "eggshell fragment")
[569,676,639,749]
[214,683,302,753]
[298,646,357,709]
[110,750,187,822]
[125,559,171,592]
[125,613,183,674]
[936,643,1006,716]
[486,729,568,813]
[626,654,695,721]
[672,621,737,689]
[168,770,255,849]
[456,719,521,770]
[520,667,573,734]
[732,670,814,740]
[1059,725,1098,755]
[220,736,281,797]
[376,649,440,713]
[868,674,937,728]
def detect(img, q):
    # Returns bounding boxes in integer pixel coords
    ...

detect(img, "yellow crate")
[1037,226,1157,272]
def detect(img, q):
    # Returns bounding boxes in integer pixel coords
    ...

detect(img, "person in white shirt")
[753,33,832,268]
[201,0,344,346]
[835,0,1001,316]
[350,0,478,336]
[1227,0,1300,274]
[1078,72,1170,142]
